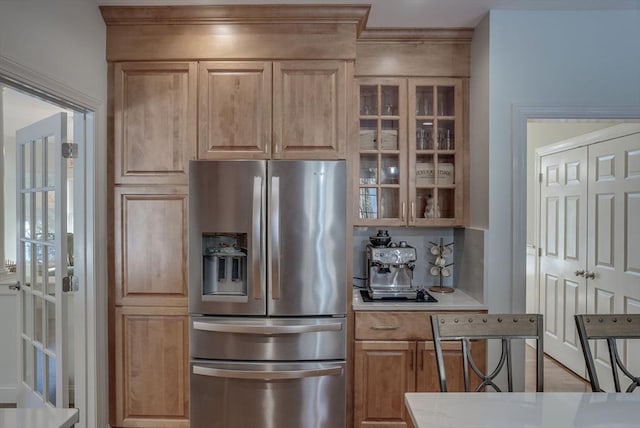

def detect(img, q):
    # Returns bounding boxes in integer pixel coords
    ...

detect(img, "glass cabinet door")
[409,79,463,225]
[356,80,407,224]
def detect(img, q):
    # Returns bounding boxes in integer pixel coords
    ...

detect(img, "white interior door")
[539,147,588,375]
[16,112,69,408]
[586,130,640,391]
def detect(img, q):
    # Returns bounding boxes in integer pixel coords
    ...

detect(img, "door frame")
[511,106,640,317]
[1,57,107,427]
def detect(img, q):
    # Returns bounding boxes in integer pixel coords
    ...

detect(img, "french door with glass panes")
[16,112,70,407]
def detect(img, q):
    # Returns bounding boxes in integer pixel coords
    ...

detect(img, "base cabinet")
[353,311,486,428]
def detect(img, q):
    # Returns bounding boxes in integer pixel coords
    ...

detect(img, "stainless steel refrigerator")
[188,160,347,428]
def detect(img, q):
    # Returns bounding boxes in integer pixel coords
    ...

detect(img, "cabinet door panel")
[354,341,415,428]
[114,62,197,184]
[114,187,188,306]
[273,60,347,159]
[198,61,272,159]
[417,340,486,392]
[114,307,189,428]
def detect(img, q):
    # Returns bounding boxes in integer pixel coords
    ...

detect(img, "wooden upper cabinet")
[198,61,272,159]
[114,62,197,184]
[198,60,349,160]
[273,60,347,159]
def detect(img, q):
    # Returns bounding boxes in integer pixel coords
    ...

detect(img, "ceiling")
[95,0,640,28]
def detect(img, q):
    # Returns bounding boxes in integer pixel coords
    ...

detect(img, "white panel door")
[539,147,588,375]
[587,130,640,391]
[16,113,70,408]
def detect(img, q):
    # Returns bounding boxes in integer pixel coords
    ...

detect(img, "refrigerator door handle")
[252,176,264,300]
[270,175,281,300]
[193,365,343,380]
[192,320,343,335]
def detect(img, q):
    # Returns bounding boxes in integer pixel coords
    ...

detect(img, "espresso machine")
[366,233,417,299]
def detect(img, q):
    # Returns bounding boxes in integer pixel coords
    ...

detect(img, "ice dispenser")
[202,233,248,301]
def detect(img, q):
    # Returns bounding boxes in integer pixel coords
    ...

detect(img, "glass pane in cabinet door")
[381,120,399,151]
[415,188,435,220]
[359,119,377,151]
[437,154,455,185]
[359,154,378,185]
[415,154,435,187]
[379,188,400,219]
[416,86,434,116]
[360,85,378,116]
[381,86,399,116]
[437,86,455,116]
[436,120,455,151]
[437,188,455,219]
[358,188,378,219]
[380,154,400,185]
[416,120,434,151]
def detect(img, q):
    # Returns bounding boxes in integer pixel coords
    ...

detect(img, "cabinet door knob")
[584,271,596,280]
[574,270,585,277]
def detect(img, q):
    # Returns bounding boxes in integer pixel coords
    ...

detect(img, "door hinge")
[538,247,542,257]
[539,172,543,183]
[62,142,78,159]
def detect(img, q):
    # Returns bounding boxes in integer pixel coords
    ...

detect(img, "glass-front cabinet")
[356,79,407,224]
[355,78,464,226]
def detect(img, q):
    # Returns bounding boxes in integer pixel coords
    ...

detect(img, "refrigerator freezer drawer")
[190,360,346,428]
[190,316,346,361]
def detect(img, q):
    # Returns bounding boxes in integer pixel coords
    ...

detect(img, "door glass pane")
[22,288,32,337]
[46,355,57,406]
[34,296,43,344]
[35,347,44,396]
[359,188,378,219]
[23,241,33,289]
[34,244,44,293]
[35,138,44,188]
[46,135,56,187]
[35,192,44,240]
[380,188,399,218]
[46,245,56,296]
[22,339,32,386]
[46,191,56,240]
[23,192,32,239]
[381,120,399,151]
[23,142,32,189]
[46,300,56,352]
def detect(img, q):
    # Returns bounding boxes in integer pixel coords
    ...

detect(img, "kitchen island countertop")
[352,287,486,311]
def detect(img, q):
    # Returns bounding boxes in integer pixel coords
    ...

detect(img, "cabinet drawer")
[355,312,431,340]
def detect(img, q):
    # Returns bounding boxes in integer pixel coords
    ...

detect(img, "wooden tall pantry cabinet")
[101,6,368,428]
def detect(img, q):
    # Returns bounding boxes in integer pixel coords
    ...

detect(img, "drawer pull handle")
[371,324,398,330]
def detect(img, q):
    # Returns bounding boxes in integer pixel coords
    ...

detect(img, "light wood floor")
[525,345,590,392]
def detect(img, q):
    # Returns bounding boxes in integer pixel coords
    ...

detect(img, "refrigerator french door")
[188,160,347,428]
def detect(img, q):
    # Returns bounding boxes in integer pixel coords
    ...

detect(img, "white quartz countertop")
[0,408,79,428]
[352,287,486,311]
[405,392,640,428]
